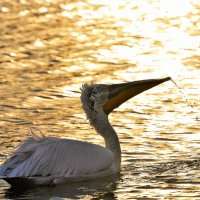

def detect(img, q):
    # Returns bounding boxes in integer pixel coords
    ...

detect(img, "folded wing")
[0,136,114,179]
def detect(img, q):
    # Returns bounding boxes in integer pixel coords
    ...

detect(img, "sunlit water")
[0,0,200,199]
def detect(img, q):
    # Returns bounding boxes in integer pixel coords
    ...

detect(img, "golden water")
[0,0,200,199]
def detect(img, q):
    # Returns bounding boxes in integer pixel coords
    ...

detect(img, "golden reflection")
[61,11,73,18]
[60,4,74,11]
[19,10,30,16]
[19,0,27,3]
[38,7,48,13]
[67,65,83,72]
[0,0,200,198]
[1,7,10,12]
[34,40,44,47]
[9,52,17,57]
[60,84,81,97]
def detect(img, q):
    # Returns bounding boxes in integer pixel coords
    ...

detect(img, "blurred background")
[0,0,200,199]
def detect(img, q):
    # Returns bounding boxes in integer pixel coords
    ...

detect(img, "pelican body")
[0,77,171,187]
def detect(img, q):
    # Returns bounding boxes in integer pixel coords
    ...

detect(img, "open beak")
[103,77,171,115]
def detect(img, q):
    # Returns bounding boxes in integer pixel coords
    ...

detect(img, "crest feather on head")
[80,83,109,128]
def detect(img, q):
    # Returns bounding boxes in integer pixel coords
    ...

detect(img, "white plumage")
[0,134,114,185]
[0,77,171,187]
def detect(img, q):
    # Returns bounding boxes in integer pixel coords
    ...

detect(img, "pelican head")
[81,77,171,128]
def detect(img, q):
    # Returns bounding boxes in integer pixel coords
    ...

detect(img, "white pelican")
[0,77,171,187]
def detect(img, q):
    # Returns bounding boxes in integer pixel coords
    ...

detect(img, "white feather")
[0,136,114,179]
[0,83,120,186]
[0,78,170,187]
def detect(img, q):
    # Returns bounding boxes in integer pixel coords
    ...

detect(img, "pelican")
[0,77,171,187]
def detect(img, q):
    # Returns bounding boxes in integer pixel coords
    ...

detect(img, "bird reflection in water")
[4,173,119,199]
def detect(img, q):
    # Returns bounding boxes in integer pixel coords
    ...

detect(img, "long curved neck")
[94,115,121,169]
[80,85,121,168]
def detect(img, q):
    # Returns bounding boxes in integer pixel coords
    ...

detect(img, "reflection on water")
[0,0,200,199]
[3,174,120,200]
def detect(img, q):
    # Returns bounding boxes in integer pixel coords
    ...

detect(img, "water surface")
[0,0,200,199]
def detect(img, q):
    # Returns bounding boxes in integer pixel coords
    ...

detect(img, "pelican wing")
[0,136,114,179]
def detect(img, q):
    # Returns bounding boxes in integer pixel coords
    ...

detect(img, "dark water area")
[0,0,200,199]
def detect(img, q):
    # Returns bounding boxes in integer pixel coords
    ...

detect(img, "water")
[0,0,200,199]
[171,78,200,121]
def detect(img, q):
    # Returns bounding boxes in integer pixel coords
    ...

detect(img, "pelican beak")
[103,77,171,115]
